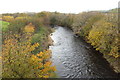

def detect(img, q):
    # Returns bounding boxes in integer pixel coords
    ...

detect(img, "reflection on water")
[49,26,117,78]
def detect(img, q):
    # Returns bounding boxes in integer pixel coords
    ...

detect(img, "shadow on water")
[49,26,117,78]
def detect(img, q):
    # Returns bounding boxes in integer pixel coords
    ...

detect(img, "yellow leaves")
[24,23,35,32]
[36,43,39,46]
[31,55,38,59]
[14,34,20,38]
[25,26,34,32]
[30,50,56,78]
[38,63,43,68]
[50,66,56,71]
[42,68,49,73]
[87,18,119,59]
[0,56,2,59]
[36,50,51,60]
[96,48,100,51]
[110,46,119,58]
[45,50,51,54]
[87,30,102,49]
[2,16,14,22]
[2,28,56,78]
[33,43,39,47]
[37,52,44,57]
[43,75,49,78]
[44,61,52,67]
[2,34,36,77]
[4,38,17,45]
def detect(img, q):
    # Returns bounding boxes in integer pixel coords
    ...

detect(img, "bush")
[2,32,56,78]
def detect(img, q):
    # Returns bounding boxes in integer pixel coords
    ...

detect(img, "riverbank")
[55,25,119,74]
[49,26,117,78]
[49,11,119,73]
[74,32,119,72]
[72,29,120,73]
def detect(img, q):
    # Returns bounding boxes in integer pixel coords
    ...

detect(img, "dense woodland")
[0,8,119,78]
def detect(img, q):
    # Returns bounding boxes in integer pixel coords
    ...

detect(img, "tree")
[2,26,56,78]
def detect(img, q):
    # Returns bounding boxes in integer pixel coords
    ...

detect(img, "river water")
[49,26,117,78]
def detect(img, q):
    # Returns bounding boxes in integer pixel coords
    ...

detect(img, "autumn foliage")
[2,16,14,22]
[49,10,119,72]
[1,9,119,74]
[1,16,56,78]
[2,31,56,78]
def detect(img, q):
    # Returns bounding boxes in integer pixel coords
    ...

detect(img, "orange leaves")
[33,43,39,47]
[36,50,51,60]
[37,52,44,57]
[2,32,56,78]
[44,61,52,67]
[50,66,56,71]
[30,50,56,78]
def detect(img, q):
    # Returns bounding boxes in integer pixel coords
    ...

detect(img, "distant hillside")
[91,8,118,13]
[108,8,118,13]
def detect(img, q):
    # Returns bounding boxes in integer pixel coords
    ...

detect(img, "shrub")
[2,32,56,78]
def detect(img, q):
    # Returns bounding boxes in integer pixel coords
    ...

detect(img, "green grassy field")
[0,21,9,32]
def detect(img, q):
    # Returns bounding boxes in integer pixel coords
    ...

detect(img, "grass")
[0,21,9,32]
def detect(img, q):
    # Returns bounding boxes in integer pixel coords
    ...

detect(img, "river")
[49,26,117,78]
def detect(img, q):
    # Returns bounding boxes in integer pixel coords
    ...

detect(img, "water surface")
[49,26,117,78]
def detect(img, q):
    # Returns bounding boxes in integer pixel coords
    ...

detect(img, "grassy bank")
[0,21,9,32]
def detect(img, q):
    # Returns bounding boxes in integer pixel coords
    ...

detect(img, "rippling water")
[49,26,117,78]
